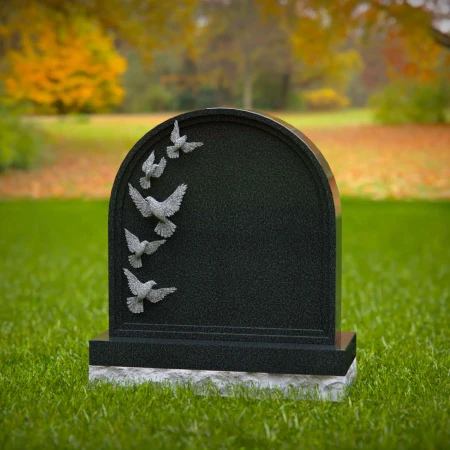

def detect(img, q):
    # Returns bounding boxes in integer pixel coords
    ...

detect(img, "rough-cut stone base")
[89,358,356,401]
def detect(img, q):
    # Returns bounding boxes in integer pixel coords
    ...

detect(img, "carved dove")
[125,229,166,268]
[123,268,176,314]
[128,183,187,238]
[166,120,203,159]
[140,151,167,189]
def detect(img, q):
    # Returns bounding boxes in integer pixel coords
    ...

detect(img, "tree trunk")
[431,26,450,49]
[241,0,253,110]
[243,50,253,109]
[279,72,291,110]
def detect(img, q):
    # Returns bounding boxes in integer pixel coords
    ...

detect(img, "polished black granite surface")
[90,331,356,376]
[89,108,355,375]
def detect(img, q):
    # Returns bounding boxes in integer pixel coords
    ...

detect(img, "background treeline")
[0,0,449,119]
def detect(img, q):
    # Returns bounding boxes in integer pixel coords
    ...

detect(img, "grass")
[3,110,446,200]
[26,108,373,154]
[0,199,449,449]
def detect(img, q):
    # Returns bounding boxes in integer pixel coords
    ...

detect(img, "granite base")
[89,359,356,401]
[90,331,355,373]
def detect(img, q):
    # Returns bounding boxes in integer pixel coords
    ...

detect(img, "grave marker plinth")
[89,108,356,400]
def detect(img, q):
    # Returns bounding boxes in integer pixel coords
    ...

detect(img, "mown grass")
[27,108,374,155]
[0,199,449,449]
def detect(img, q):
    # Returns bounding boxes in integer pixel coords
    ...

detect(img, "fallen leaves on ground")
[0,123,449,200]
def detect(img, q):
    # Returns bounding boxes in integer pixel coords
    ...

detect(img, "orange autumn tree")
[0,1,199,113]
[357,0,450,123]
[3,18,126,114]
[383,28,449,84]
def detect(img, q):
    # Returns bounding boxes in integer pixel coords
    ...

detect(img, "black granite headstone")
[89,108,356,376]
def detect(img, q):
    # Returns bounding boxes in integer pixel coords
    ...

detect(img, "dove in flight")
[125,229,166,268]
[166,120,203,159]
[123,268,176,314]
[140,151,167,189]
[128,183,187,238]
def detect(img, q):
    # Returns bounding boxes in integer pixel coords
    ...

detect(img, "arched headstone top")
[108,108,342,346]
[111,108,341,219]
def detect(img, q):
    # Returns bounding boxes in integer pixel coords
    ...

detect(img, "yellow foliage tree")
[3,17,127,114]
[304,88,350,111]
[0,1,198,67]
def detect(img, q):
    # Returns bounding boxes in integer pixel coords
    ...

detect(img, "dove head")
[145,196,158,207]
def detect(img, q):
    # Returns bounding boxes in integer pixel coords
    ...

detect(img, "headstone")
[89,108,356,400]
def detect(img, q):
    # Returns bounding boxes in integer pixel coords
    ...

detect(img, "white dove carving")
[125,229,166,268]
[128,183,187,238]
[167,120,203,159]
[140,151,167,189]
[123,268,176,314]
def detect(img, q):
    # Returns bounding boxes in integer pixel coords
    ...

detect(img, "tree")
[356,0,450,82]
[357,1,450,123]
[0,0,200,113]
[3,16,127,114]
[0,0,199,61]
[195,0,362,109]
[362,0,450,50]
[196,0,276,108]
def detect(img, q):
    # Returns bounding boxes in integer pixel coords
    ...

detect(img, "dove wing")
[123,268,141,295]
[152,157,166,178]
[125,229,141,253]
[144,239,166,255]
[160,184,187,217]
[182,141,203,153]
[128,183,152,217]
[142,151,155,174]
[146,287,177,304]
[170,120,180,144]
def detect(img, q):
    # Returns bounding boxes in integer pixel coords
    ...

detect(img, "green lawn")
[0,199,449,449]
[27,108,374,155]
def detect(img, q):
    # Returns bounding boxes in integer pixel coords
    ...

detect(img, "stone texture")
[107,109,342,346]
[89,358,356,402]
[89,331,356,376]
[89,108,357,380]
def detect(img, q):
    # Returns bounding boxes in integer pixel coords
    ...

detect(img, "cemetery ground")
[0,200,449,448]
[0,110,449,448]
[0,109,449,200]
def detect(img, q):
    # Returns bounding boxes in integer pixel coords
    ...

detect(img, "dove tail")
[155,219,176,238]
[127,297,144,314]
[139,177,151,189]
[128,254,142,269]
[166,146,180,159]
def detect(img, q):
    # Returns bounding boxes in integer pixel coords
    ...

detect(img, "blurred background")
[0,0,449,199]
[1,3,450,447]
